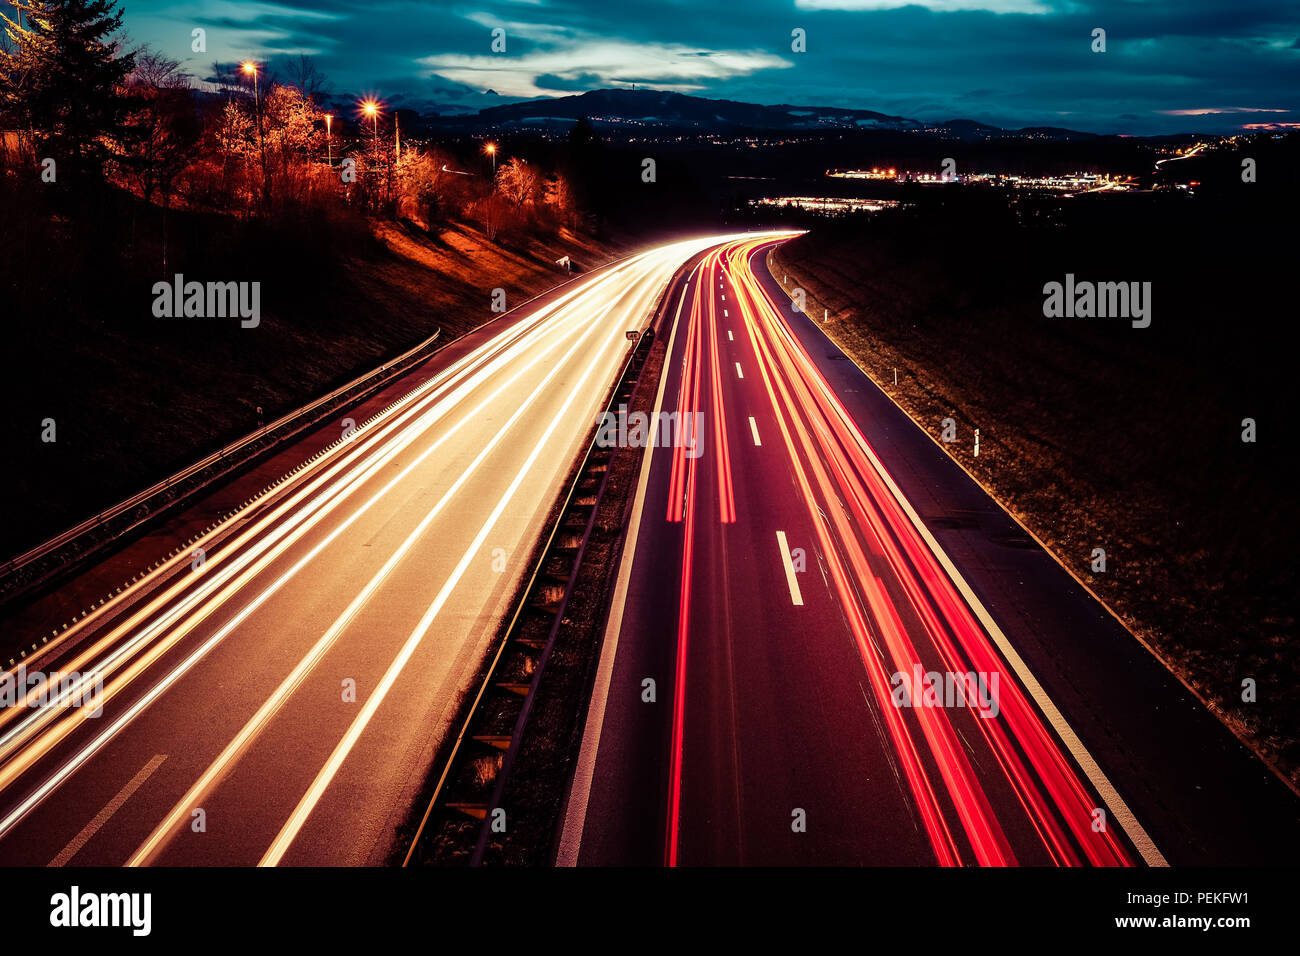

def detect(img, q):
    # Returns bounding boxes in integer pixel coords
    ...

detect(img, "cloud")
[419,38,792,98]
[794,0,1049,12]
[534,72,604,92]
[121,0,1300,134]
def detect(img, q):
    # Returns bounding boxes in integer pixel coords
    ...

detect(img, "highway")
[560,237,1300,866]
[0,233,762,866]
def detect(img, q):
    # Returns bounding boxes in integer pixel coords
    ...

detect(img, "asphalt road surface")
[560,237,1300,867]
[0,233,766,866]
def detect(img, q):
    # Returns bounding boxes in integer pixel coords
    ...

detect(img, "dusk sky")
[120,1,1300,134]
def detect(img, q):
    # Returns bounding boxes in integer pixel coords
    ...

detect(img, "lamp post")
[324,113,333,169]
[484,143,500,238]
[361,99,382,208]
[242,61,267,205]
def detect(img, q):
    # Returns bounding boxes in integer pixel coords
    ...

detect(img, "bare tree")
[285,54,329,100]
[543,173,577,227]
[207,61,244,96]
[212,98,255,208]
[130,46,192,90]
[262,83,322,206]
[496,157,541,208]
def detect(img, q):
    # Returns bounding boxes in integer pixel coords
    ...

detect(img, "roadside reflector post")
[974,428,980,457]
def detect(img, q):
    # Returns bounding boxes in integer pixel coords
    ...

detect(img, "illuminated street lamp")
[242,60,268,203]
[485,141,497,176]
[361,99,380,153]
[360,99,387,205]
[324,113,333,169]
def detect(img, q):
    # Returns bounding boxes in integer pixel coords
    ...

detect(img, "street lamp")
[485,141,497,176]
[360,99,383,205]
[324,113,333,169]
[361,99,380,149]
[242,61,267,204]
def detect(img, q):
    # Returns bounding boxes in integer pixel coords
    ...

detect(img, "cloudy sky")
[121,0,1300,133]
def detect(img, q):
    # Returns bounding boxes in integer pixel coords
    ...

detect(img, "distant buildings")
[748,196,900,214]
[829,167,1132,192]
[962,172,1129,192]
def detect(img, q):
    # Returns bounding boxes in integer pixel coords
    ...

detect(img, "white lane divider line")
[749,417,762,446]
[724,309,728,317]
[50,754,167,867]
[727,331,734,341]
[735,362,744,379]
[776,531,804,606]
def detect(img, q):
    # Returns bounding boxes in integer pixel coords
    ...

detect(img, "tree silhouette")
[0,0,135,187]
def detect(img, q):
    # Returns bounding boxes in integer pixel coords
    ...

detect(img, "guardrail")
[0,326,453,607]
[0,247,651,616]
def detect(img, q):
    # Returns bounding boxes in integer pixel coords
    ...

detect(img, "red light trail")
[662,237,1136,866]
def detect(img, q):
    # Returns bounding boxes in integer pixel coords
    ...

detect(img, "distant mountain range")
[421,88,1104,142]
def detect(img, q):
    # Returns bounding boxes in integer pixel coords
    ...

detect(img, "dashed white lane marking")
[727,331,734,341]
[51,754,167,867]
[749,417,762,446]
[776,531,804,606]
[735,363,744,379]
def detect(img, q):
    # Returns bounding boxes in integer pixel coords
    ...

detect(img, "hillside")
[0,193,629,561]
[423,88,1128,141]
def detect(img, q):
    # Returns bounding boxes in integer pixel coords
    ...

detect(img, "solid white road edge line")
[554,262,700,866]
[753,245,1167,867]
